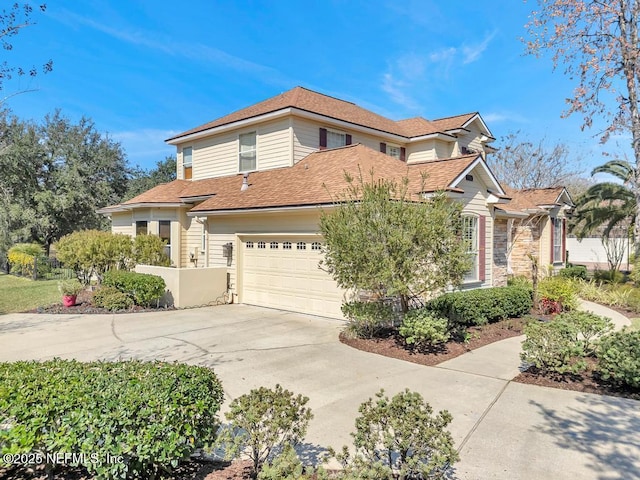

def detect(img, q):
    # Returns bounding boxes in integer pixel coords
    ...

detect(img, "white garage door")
[241,236,345,319]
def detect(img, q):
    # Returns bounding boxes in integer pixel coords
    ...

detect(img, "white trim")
[449,156,505,195]
[188,203,336,217]
[461,113,495,140]
[98,202,185,214]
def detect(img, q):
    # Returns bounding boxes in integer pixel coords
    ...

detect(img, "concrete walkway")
[0,303,638,479]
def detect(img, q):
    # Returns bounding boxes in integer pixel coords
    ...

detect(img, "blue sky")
[4,0,629,173]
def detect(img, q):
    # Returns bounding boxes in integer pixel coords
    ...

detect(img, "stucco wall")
[135,265,228,308]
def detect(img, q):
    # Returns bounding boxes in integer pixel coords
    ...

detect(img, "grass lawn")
[630,317,640,331]
[0,273,61,314]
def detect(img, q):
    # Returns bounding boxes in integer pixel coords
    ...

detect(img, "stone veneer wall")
[510,219,542,278]
[493,218,508,286]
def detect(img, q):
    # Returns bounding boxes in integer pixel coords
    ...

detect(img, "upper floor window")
[183,147,193,180]
[387,145,401,159]
[552,217,563,263]
[239,132,257,172]
[379,142,406,161]
[462,215,479,282]
[319,128,351,150]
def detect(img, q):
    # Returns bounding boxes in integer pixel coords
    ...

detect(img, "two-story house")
[100,86,532,318]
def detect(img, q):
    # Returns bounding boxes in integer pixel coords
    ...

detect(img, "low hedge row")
[0,359,224,479]
[103,270,166,307]
[427,286,532,326]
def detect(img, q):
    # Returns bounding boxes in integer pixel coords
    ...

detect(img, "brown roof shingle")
[167,87,482,142]
[188,144,478,213]
[123,180,191,204]
[501,186,567,211]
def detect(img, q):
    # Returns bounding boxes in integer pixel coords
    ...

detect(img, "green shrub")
[521,320,586,375]
[103,270,166,307]
[559,265,588,280]
[58,279,83,296]
[507,275,533,292]
[257,445,324,480]
[593,269,625,284]
[555,311,613,355]
[55,230,133,285]
[7,243,44,277]
[92,286,134,311]
[330,389,458,480]
[341,301,394,338]
[399,309,449,348]
[133,234,171,266]
[427,286,532,326]
[0,359,224,479]
[537,276,579,311]
[574,278,607,303]
[216,384,313,477]
[597,329,640,389]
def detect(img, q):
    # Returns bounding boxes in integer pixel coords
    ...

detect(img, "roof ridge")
[432,112,478,122]
[408,153,479,166]
[295,86,357,105]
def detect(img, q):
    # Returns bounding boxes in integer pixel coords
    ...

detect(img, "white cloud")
[111,128,178,168]
[483,111,528,124]
[381,73,419,111]
[462,31,497,64]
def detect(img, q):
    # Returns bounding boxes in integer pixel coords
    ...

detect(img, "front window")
[136,221,148,236]
[159,220,171,259]
[463,215,479,282]
[239,132,257,172]
[183,147,193,180]
[327,130,346,149]
[553,217,563,263]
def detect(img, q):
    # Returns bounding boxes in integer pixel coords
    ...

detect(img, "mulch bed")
[340,317,530,366]
[27,289,176,314]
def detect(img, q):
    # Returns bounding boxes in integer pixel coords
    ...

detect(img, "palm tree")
[571,160,635,239]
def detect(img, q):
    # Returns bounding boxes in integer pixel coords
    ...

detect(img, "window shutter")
[400,147,406,162]
[479,215,486,282]
[380,142,387,153]
[319,128,327,150]
[345,133,352,145]
[550,218,555,262]
[562,218,566,263]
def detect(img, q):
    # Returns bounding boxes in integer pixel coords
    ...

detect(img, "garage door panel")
[241,236,345,319]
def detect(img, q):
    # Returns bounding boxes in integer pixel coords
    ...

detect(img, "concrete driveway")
[1,304,639,480]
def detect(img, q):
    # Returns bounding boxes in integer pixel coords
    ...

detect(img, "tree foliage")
[319,172,470,312]
[125,155,177,200]
[526,0,640,248]
[0,3,53,95]
[0,110,129,256]
[488,131,583,190]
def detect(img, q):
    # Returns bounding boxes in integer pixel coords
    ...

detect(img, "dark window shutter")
[400,147,406,162]
[345,134,352,145]
[478,215,486,282]
[550,218,555,262]
[380,142,387,153]
[319,128,327,150]
[562,218,566,263]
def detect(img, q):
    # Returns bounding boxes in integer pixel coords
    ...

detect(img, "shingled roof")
[167,87,484,142]
[100,144,482,214]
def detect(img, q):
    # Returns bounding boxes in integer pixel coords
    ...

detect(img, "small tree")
[331,389,458,480]
[319,172,471,313]
[216,384,313,478]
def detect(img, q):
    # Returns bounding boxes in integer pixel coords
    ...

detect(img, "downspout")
[194,216,209,267]
[507,218,513,275]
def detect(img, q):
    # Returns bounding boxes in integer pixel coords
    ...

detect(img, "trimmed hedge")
[0,359,224,479]
[597,329,640,389]
[103,270,166,307]
[92,285,134,311]
[559,265,588,280]
[427,286,532,326]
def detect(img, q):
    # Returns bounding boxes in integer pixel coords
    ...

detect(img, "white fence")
[566,237,632,270]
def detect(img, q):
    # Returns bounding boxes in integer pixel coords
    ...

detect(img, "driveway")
[1,304,639,480]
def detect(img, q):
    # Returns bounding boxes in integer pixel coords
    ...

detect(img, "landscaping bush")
[399,309,449,348]
[521,320,586,375]
[593,268,625,284]
[0,359,224,479]
[257,445,323,480]
[55,230,133,285]
[559,265,588,280]
[555,311,613,355]
[133,234,171,266]
[7,243,44,277]
[216,384,313,477]
[92,286,134,311]
[341,301,394,338]
[537,276,579,312]
[427,286,532,327]
[597,329,640,389]
[103,270,166,307]
[507,275,533,292]
[330,389,458,480]
[573,278,607,304]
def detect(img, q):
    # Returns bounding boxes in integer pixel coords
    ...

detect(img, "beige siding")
[181,215,206,268]
[434,139,456,159]
[457,169,493,288]
[458,121,485,155]
[407,140,437,164]
[192,131,238,179]
[111,212,133,235]
[256,119,292,169]
[539,216,553,268]
[207,210,322,300]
